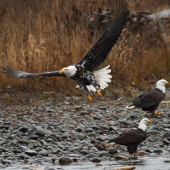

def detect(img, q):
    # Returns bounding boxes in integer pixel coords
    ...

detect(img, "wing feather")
[1,66,66,79]
[133,88,165,109]
[112,129,147,145]
[77,0,129,70]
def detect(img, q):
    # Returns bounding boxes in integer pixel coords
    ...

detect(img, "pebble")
[80,111,89,115]
[1,94,170,169]
[28,126,45,137]
[59,156,73,165]
[147,130,160,135]
[114,154,128,161]
[25,149,37,156]
[108,147,118,155]
[90,157,101,163]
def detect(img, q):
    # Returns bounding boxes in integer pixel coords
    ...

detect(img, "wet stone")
[29,135,39,140]
[153,149,163,153]
[44,167,56,170]
[25,149,37,156]
[80,111,89,115]
[59,156,73,165]
[162,132,170,138]
[75,134,85,140]
[93,114,103,120]
[28,126,45,137]
[84,128,94,132]
[90,157,101,163]
[163,138,170,145]
[87,153,96,158]
[99,107,107,111]
[108,147,118,155]
[164,160,170,163]
[118,120,130,125]
[98,151,111,157]
[115,154,128,161]
[80,150,89,155]
[162,124,170,128]
[19,127,29,133]
[147,130,160,135]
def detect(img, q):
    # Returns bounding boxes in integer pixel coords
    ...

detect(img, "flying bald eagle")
[126,79,169,115]
[110,118,151,156]
[1,1,129,102]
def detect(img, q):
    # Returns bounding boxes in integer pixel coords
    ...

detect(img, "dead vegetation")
[0,0,169,95]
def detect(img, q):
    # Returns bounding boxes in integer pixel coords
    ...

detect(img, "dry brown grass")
[0,0,169,95]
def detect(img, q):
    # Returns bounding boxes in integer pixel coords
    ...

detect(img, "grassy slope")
[0,0,169,95]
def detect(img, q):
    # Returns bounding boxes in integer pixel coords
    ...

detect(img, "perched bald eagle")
[126,79,169,115]
[1,1,129,102]
[110,118,151,156]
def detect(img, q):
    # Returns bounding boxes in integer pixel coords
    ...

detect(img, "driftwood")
[112,166,136,170]
[161,101,170,104]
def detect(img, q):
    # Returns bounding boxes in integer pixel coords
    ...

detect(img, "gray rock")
[99,125,109,131]
[44,167,56,170]
[75,134,85,140]
[80,111,89,115]
[46,108,55,113]
[108,147,118,155]
[93,114,103,120]
[164,160,170,163]
[147,130,160,135]
[98,151,111,157]
[87,153,96,158]
[118,120,130,125]
[28,126,45,137]
[25,149,37,156]
[99,107,107,111]
[163,138,170,145]
[19,127,29,133]
[153,149,163,153]
[18,139,30,144]
[80,150,89,155]
[115,154,128,161]
[162,124,170,128]
[84,128,94,132]
[162,132,170,138]
[59,156,72,165]
[101,156,108,161]
[90,157,101,163]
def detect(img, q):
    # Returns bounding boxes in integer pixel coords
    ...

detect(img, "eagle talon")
[97,90,102,97]
[154,111,160,115]
[88,95,93,102]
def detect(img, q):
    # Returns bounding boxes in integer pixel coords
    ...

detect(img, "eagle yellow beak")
[146,119,151,123]
[165,81,169,85]
[60,69,66,74]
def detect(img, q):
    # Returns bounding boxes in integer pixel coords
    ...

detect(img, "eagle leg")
[88,95,93,102]
[97,90,102,97]
[153,111,160,115]
[91,80,102,97]
[79,84,93,102]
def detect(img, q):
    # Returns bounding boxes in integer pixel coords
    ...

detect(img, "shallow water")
[3,156,170,170]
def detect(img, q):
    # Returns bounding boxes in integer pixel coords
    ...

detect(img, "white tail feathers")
[76,65,112,92]
[126,104,135,109]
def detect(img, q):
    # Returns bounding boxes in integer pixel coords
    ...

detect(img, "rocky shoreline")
[0,94,170,169]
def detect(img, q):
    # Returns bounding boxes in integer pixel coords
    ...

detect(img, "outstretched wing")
[77,0,129,71]
[1,66,66,79]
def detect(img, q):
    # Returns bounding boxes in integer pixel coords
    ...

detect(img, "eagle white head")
[138,118,151,131]
[60,65,77,78]
[156,79,169,93]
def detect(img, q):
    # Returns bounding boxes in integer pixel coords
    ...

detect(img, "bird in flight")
[1,1,129,102]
